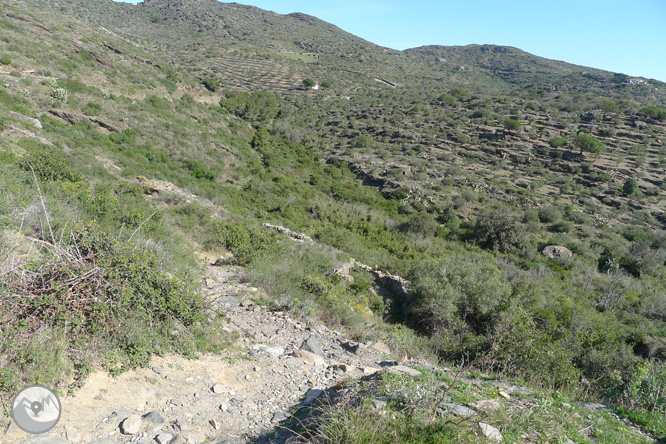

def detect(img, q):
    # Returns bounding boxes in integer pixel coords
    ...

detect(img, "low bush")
[0,223,221,392]
[19,152,82,182]
[209,220,284,265]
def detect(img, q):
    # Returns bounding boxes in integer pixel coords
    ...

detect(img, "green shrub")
[611,361,666,413]
[503,118,521,132]
[401,211,437,236]
[474,206,527,254]
[50,87,67,103]
[449,88,469,98]
[19,152,82,182]
[1,223,216,390]
[549,136,566,148]
[0,55,11,65]
[353,135,374,148]
[184,159,215,181]
[539,206,562,223]
[623,178,639,196]
[202,77,220,92]
[642,105,666,121]
[219,90,281,122]
[551,220,574,233]
[409,255,511,338]
[83,101,102,116]
[210,221,283,265]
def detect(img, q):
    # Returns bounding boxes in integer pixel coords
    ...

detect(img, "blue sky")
[117,0,666,81]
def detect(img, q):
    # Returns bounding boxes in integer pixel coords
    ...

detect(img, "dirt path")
[3,264,411,444]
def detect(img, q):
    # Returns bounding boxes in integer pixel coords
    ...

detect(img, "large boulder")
[542,245,573,259]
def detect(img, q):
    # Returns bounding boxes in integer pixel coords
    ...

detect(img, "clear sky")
[117,0,666,82]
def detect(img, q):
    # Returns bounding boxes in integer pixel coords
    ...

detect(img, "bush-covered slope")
[2,0,666,438]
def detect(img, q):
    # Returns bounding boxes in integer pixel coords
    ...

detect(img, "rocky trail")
[2,263,425,444]
[2,258,656,444]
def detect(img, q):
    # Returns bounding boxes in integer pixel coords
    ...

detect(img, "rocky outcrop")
[262,223,410,299]
[262,223,313,243]
[542,245,573,259]
[353,259,410,299]
[7,111,42,129]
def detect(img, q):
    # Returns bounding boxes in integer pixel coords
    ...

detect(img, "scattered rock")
[341,340,363,354]
[8,111,42,129]
[65,425,82,442]
[152,367,163,375]
[469,399,501,411]
[372,396,389,409]
[219,402,229,412]
[362,367,380,375]
[212,384,225,394]
[479,423,502,443]
[498,390,511,400]
[542,245,573,259]
[271,411,290,423]
[187,430,207,443]
[120,415,143,435]
[293,349,326,366]
[577,402,609,411]
[263,223,313,242]
[369,341,391,354]
[386,365,421,377]
[209,418,221,430]
[302,389,324,406]
[301,336,325,358]
[144,411,165,424]
[156,432,174,444]
[240,299,255,307]
[258,345,284,358]
[113,410,132,421]
[439,403,477,418]
[333,363,356,373]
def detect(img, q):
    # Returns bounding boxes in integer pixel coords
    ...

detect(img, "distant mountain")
[31,0,665,102]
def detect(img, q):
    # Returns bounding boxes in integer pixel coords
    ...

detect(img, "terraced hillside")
[3,0,666,442]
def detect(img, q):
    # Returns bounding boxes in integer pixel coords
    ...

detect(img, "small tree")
[302,78,316,88]
[503,118,522,132]
[320,80,332,89]
[474,206,527,254]
[574,133,604,157]
[623,178,639,196]
[549,136,566,148]
[202,77,220,92]
[642,105,666,121]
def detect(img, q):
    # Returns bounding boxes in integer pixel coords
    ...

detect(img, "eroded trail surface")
[3,264,417,444]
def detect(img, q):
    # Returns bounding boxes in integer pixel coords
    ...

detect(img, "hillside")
[2,0,666,442]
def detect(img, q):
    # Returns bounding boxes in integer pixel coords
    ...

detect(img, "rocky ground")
[2,263,425,444]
